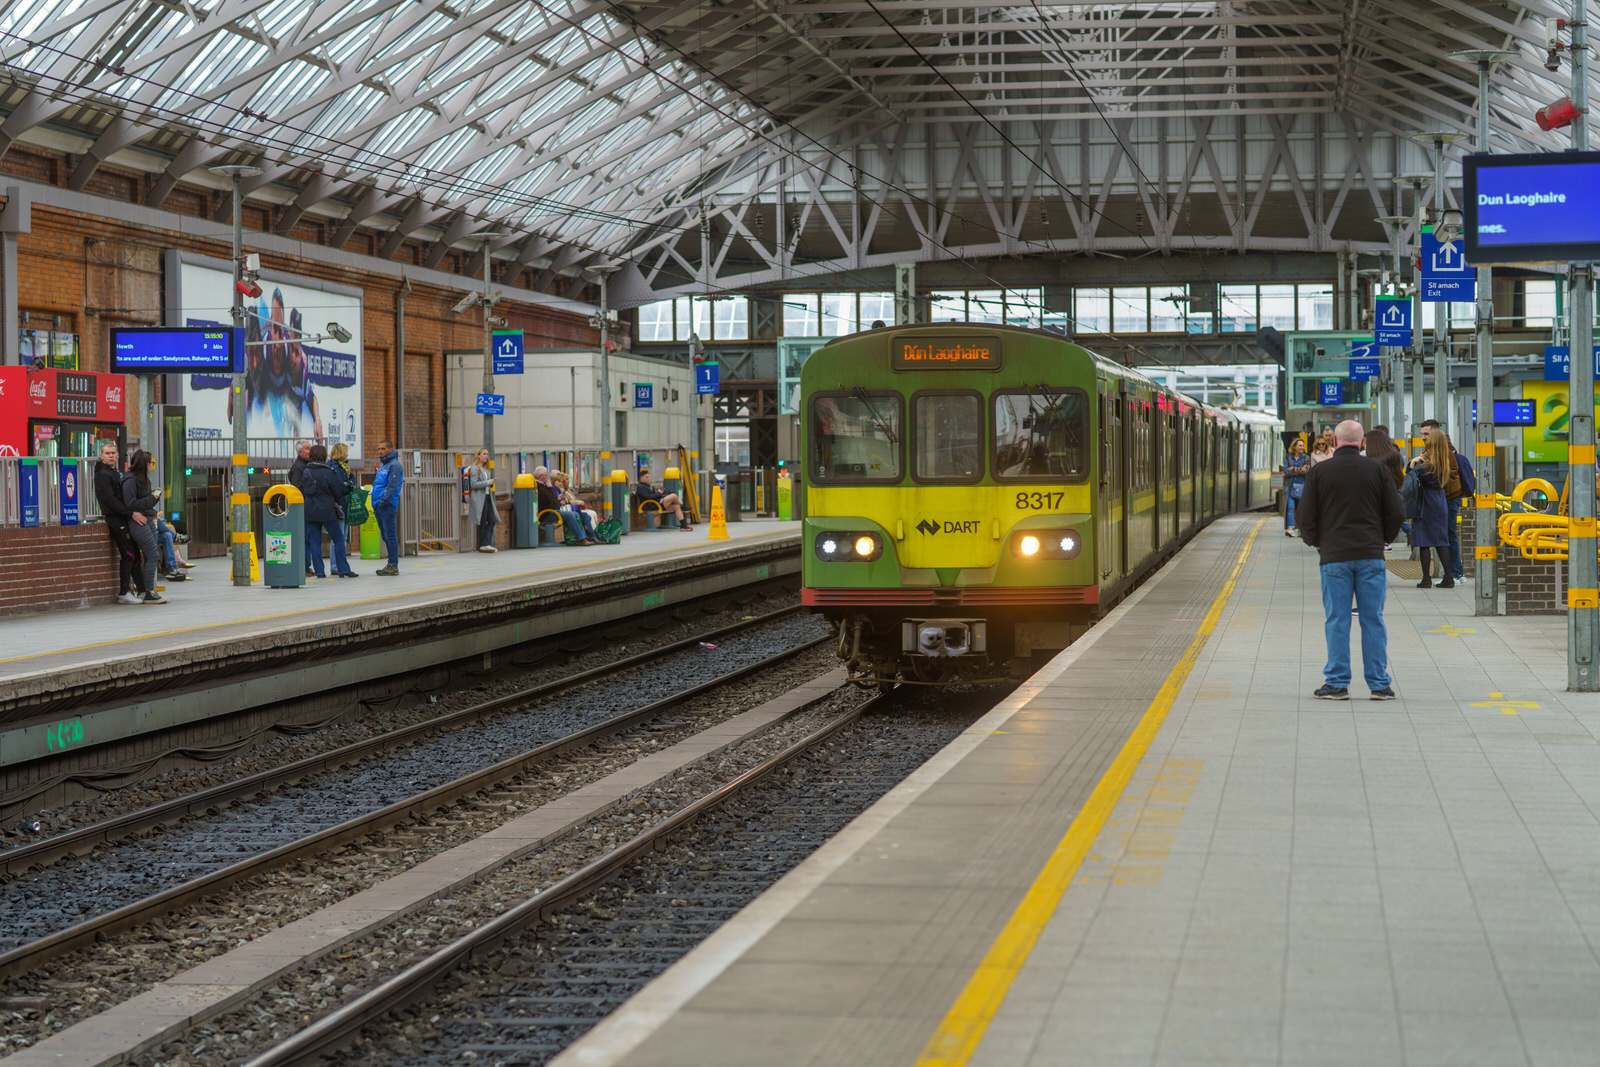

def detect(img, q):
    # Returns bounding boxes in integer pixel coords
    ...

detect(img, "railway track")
[0,608,828,986]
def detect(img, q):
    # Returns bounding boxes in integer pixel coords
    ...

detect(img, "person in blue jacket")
[371,439,403,575]
[301,444,358,578]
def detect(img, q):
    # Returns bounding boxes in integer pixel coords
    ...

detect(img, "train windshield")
[912,392,983,482]
[810,391,903,483]
[992,389,1088,480]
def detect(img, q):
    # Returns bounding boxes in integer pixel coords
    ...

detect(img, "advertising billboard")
[1521,380,1600,462]
[169,252,363,457]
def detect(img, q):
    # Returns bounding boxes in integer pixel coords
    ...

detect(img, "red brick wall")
[0,525,119,615]
[4,194,600,456]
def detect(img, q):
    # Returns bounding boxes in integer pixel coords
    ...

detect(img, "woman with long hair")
[1410,428,1454,588]
[466,447,499,552]
[1362,426,1406,489]
[1310,435,1333,464]
[1283,437,1310,536]
[120,449,168,603]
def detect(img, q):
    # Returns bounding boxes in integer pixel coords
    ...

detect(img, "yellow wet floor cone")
[231,536,261,582]
[706,484,730,540]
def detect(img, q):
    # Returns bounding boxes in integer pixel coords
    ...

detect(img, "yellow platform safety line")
[914,518,1267,1067]
[1475,442,1496,457]
[1571,589,1600,610]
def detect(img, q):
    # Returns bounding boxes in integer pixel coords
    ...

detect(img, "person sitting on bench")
[633,470,692,530]
[534,466,594,545]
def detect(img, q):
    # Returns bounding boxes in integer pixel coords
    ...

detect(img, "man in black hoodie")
[1296,419,1406,702]
[93,440,146,604]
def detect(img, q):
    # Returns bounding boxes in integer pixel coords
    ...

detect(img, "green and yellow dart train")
[799,323,1283,683]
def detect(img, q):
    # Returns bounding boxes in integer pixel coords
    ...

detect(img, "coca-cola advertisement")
[0,367,127,457]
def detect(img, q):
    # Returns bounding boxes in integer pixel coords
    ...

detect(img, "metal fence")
[0,457,105,527]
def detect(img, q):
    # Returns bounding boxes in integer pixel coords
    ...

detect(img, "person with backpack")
[301,444,358,578]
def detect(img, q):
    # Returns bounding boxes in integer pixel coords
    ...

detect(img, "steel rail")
[0,624,825,982]
[1,605,802,880]
[243,694,882,1067]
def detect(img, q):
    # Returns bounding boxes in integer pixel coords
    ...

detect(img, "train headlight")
[1012,529,1083,560]
[814,531,884,562]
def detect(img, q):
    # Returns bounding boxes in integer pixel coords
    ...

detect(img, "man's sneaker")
[142,592,169,604]
[376,566,399,576]
[117,592,142,605]
[1371,688,1398,701]
[1313,684,1349,700]
[478,545,497,553]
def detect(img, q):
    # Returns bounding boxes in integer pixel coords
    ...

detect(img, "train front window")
[993,389,1088,481]
[810,391,903,483]
[912,392,982,482]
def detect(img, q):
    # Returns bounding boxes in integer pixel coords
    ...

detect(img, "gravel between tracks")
[1,588,798,845]
[0,637,833,1056]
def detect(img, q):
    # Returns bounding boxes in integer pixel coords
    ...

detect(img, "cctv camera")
[451,293,476,315]
[326,322,352,344]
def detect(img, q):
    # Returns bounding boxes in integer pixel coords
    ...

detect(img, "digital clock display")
[891,335,1002,370]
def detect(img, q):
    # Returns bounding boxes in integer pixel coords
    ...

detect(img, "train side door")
[1097,391,1114,580]
[1118,392,1131,576]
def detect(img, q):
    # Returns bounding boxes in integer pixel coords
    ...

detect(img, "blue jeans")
[1285,486,1301,529]
[305,520,350,576]
[1320,558,1390,691]
[159,522,177,572]
[1446,496,1463,577]
[373,504,399,567]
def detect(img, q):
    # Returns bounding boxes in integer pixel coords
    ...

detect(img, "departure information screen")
[1465,151,1600,263]
[891,335,1002,370]
[111,327,234,373]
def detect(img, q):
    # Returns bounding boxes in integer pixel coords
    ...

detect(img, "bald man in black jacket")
[1296,419,1406,702]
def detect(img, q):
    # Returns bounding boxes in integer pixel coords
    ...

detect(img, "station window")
[1218,285,1257,332]
[782,294,820,335]
[993,389,1088,481]
[636,300,673,342]
[1524,279,1558,328]
[712,298,748,341]
[810,391,903,483]
[968,290,1005,325]
[1149,285,1187,333]
[1259,285,1296,331]
[1073,288,1111,335]
[931,291,967,322]
[1112,287,1148,332]
[1297,283,1334,329]
[859,292,893,327]
[820,292,857,336]
[912,392,983,482]
[1007,287,1044,329]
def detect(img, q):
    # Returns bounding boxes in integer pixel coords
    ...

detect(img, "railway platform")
[0,520,799,803]
[557,514,1600,1067]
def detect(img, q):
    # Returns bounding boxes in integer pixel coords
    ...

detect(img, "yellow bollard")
[706,484,730,541]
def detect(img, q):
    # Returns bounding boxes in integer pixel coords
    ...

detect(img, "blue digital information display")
[1469,399,1537,426]
[111,327,234,373]
[1465,151,1600,263]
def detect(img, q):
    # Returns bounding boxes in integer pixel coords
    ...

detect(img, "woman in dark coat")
[1409,429,1453,589]
[121,450,167,603]
[302,444,358,578]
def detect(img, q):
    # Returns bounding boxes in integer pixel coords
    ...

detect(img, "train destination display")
[111,327,234,374]
[1465,150,1600,263]
[892,335,1002,370]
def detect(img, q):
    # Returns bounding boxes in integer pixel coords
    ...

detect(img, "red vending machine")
[0,367,128,458]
